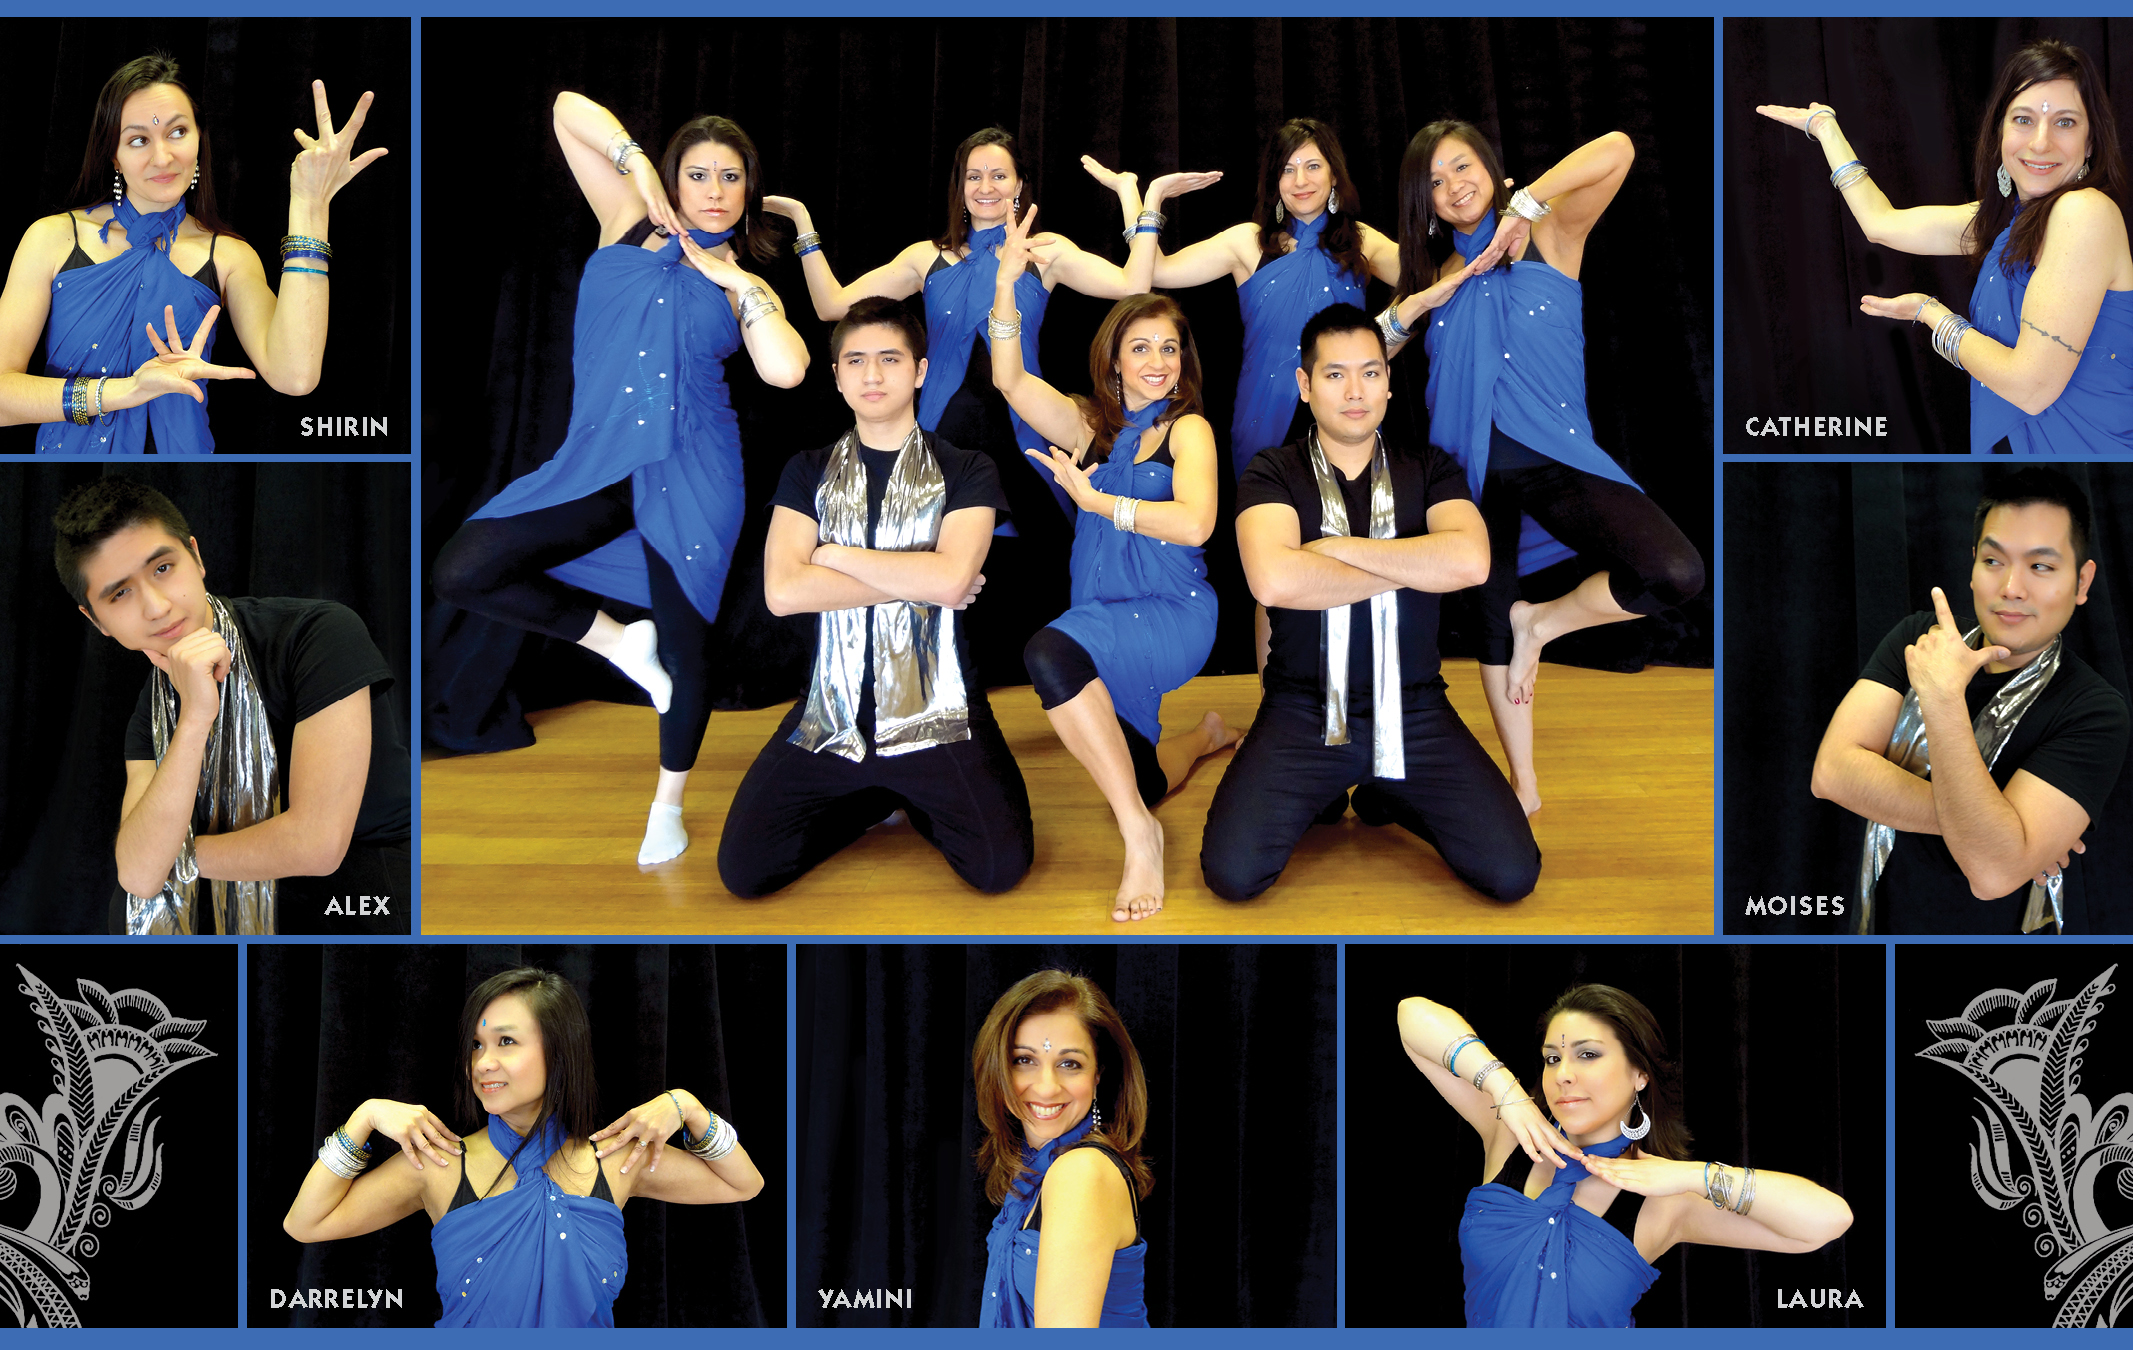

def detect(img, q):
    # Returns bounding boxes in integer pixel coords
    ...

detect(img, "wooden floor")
[422,661,1711,936]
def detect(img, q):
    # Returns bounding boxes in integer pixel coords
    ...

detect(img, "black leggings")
[1023,627,1168,809]
[431,481,717,771]
[1476,427,1705,666]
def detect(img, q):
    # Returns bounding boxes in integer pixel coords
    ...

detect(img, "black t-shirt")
[771,431,1008,728]
[1237,435,1474,706]
[1859,609,2130,933]
[126,597,412,846]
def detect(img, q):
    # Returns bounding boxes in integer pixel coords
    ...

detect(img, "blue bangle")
[335,1126,372,1156]
[1443,1034,1481,1074]
[796,242,821,258]
[282,265,330,276]
[281,248,331,263]
[1133,224,1161,234]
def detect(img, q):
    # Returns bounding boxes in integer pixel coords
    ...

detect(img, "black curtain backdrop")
[0,945,235,1327]
[1724,18,2132,453]
[0,463,410,932]
[421,18,1713,755]
[1724,462,2133,934]
[247,943,785,1329]
[0,19,410,455]
[1344,943,1882,1329]
[794,943,1337,1328]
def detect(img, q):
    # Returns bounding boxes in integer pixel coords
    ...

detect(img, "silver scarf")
[1854,627,2063,935]
[1306,428,1404,779]
[128,594,280,935]
[789,425,970,761]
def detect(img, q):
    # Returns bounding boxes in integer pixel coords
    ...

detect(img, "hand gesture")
[1144,169,1223,210]
[1903,585,2008,705]
[591,1091,691,1175]
[362,1098,462,1171]
[632,161,681,237]
[1414,252,1495,313]
[1859,292,1935,324]
[761,194,811,230]
[995,202,1042,280]
[1471,182,1528,269]
[1755,101,1834,139]
[143,626,230,728]
[134,305,257,402]
[677,228,749,291]
[1578,1149,1700,1198]
[288,81,390,208]
[1024,444,1099,511]
[1080,156,1138,201]
[1497,1095,1582,1171]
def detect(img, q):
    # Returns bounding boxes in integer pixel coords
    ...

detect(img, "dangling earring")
[1169,380,1179,397]
[1619,1090,1651,1141]
[1090,1102,1103,1129]
[189,164,199,191]
[1013,192,1022,217]
[1428,216,1439,238]
[2075,158,2091,181]
[112,169,123,202]
[1274,201,1285,225]
[1328,188,1341,215]
[1114,373,1123,401]
[1997,164,2014,198]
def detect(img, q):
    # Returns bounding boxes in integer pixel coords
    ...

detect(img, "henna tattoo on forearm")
[2022,318,2082,356]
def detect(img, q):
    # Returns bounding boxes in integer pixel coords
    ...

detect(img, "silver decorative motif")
[1305,428,1404,778]
[1618,1091,1651,1141]
[1998,164,2014,198]
[1919,965,2133,1326]
[0,966,215,1327]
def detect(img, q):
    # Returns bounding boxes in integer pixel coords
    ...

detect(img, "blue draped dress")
[1044,399,1217,747]
[1230,211,1366,476]
[1458,1132,1659,1327]
[467,226,746,625]
[980,1113,1149,1328]
[1966,210,2133,455]
[432,1117,628,1328]
[37,198,220,455]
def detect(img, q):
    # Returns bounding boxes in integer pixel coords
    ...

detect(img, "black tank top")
[1023,1139,1142,1243]
[448,1144,616,1214]
[60,212,220,288]
[1488,1150,1644,1248]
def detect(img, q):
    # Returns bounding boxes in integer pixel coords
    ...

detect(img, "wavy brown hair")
[934,126,1029,257]
[1535,983,1692,1160]
[1395,120,1511,294]
[973,970,1152,1206]
[454,967,601,1196]
[1076,294,1206,466]
[67,53,239,241]
[660,115,778,263]
[1254,118,1369,286]
[1966,39,2129,279]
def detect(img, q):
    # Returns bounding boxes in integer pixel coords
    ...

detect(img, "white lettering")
[386,1290,403,1310]
[271,1289,286,1308]
[819,1290,835,1309]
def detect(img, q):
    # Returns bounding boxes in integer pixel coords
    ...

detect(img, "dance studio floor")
[421,661,1712,935]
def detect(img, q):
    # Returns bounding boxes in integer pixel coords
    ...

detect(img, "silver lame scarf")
[1854,626,2063,935]
[789,425,970,761]
[128,593,280,935]
[1306,428,1404,779]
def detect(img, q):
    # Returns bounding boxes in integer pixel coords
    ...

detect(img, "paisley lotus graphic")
[0,965,215,1327]
[1919,964,2133,1327]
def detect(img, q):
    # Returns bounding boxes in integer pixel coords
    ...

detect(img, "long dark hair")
[934,126,1029,256]
[67,53,239,240]
[1253,118,1369,285]
[972,969,1152,1206]
[1535,983,1692,1160]
[1396,120,1511,294]
[660,115,778,263]
[454,967,600,1194]
[1967,38,2129,278]
[1078,293,1206,465]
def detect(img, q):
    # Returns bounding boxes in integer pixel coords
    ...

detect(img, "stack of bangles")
[281,234,332,279]
[1376,303,1412,348]
[1111,495,1140,534]
[737,286,779,329]
[1703,1162,1757,1216]
[683,1111,739,1162]
[1828,160,1870,192]
[986,309,1021,342]
[1122,208,1165,244]
[1442,1033,1532,1116]
[61,374,112,425]
[1932,310,1974,371]
[792,230,822,259]
[1506,187,1551,222]
[318,1126,374,1180]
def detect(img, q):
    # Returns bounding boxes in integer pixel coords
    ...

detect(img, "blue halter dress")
[980,1114,1149,1328]
[1423,212,1645,576]
[1043,400,1217,746]
[1458,1132,1659,1327]
[432,1116,628,1327]
[466,227,746,624]
[37,198,220,455]
[1966,210,2133,455]
[1230,211,1366,476]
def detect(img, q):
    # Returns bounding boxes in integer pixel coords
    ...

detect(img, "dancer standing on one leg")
[1382,122,1704,813]
[987,205,1234,922]
[431,95,806,864]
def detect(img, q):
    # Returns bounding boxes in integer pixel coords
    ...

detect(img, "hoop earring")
[1328,188,1341,215]
[1274,201,1285,225]
[112,170,123,202]
[1996,164,2014,198]
[1619,1091,1652,1141]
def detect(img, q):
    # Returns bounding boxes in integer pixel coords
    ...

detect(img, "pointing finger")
[1930,585,1957,630]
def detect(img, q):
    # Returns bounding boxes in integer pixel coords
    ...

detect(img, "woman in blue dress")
[1381,122,1705,814]
[430,93,807,866]
[282,966,763,1327]
[1395,985,1852,1327]
[1757,37,2133,454]
[974,969,1151,1328]
[0,53,389,454]
[987,206,1235,923]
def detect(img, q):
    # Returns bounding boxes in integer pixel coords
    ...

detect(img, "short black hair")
[1298,302,1386,373]
[53,478,195,607]
[831,296,927,364]
[1974,467,2093,570]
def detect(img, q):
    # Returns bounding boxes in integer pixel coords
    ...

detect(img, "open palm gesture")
[289,80,390,207]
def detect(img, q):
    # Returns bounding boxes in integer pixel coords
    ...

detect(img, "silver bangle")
[737,286,778,329]
[1506,187,1551,222]
[1376,302,1411,346]
[608,133,645,175]
[791,230,822,255]
[1803,108,1834,141]
[1111,495,1139,533]
[1913,295,1941,323]
[1735,1166,1757,1216]
[1829,160,1869,191]
[1933,311,1974,371]
[987,310,1022,342]
[686,1111,737,1161]
[318,1132,369,1180]
[1470,1058,1506,1091]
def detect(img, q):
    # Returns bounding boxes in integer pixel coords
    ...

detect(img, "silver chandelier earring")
[1328,187,1341,215]
[1090,1102,1103,1129]
[1619,1090,1652,1141]
[190,164,199,191]
[1997,164,2014,198]
[1274,201,1285,225]
[112,170,123,202]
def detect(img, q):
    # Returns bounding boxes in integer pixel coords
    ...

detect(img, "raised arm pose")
[1396,987,1852,1328]
[987,206,1235,922]
[283,967,762,1327]
[1810,468,2127,934]
[0,53,387,454]
[1757,37,2133,453]
[431,94,807,866]
[1384,121,1703,814]
[974,970,1151,1328]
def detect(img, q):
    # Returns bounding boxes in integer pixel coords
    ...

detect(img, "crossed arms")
[1236,497,1490,610]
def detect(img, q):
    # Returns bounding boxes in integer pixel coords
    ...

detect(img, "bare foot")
[1112,813,1166,922]
[1513,778,1542,817]
[1199,709,1243,753]
[1506,600,1544,705]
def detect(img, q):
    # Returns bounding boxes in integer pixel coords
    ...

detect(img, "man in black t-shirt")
[53,479,411,935]
[1811,468,2130,932]
[1201,305,1541,902]
[716,298,1033,897]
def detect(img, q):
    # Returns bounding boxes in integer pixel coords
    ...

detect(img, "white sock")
[609,619,672,714]
[638,802,687,865]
